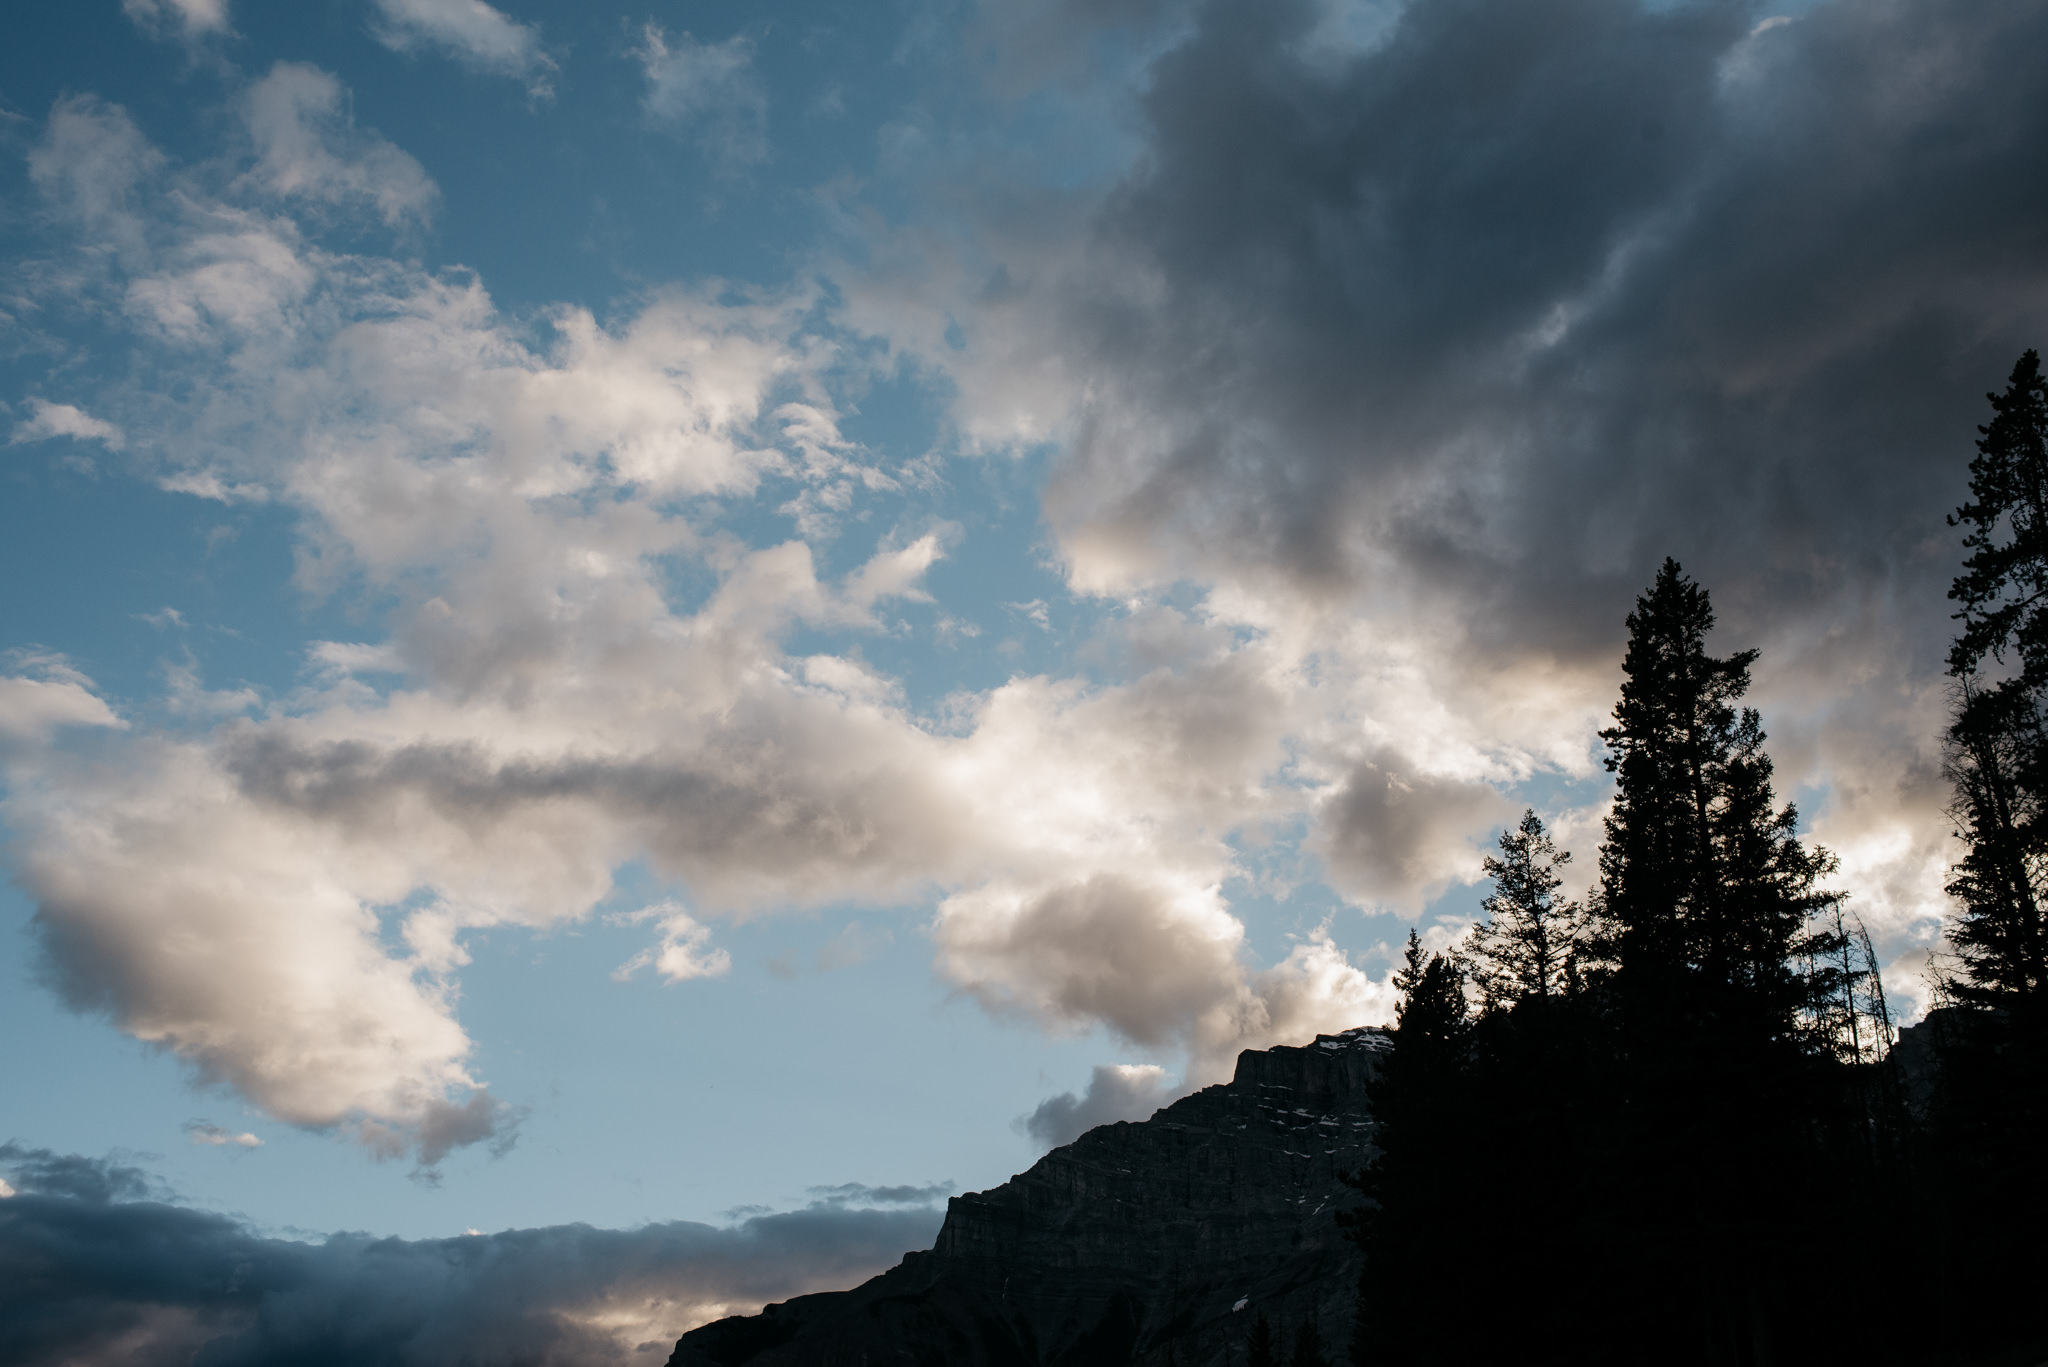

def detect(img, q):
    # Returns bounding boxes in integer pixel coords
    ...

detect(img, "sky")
[2,0,2045,1360]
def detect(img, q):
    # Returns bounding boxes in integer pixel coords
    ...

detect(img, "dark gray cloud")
[0,1145,943,1367]
[1018,1062,1179,1148]
[804,1181,957,1208]
[1021,0,2048,651]
[1314,746,1513,910]
[215,728,964,905]
[0,1145,165,1204]
[936,873,1246,1048]
[830,0,2048,986]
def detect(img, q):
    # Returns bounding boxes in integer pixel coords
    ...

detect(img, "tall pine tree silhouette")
[1594,560,1837,1030]
[1934,349,2048,1354]
[1345,932,1470,1367]
[1588,559,1839,1364]
[1945,348,2048,1005]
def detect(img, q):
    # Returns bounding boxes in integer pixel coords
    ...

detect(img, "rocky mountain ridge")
[669,1027,1388,1367]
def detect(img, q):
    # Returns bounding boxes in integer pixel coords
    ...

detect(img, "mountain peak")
[672,1027,1388,1367]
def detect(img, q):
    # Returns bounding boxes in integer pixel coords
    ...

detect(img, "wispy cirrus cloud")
[633,23,769,167]
[240,62,437,227]
[612,903,732,984]
[367,0,553,92]
[10,399,125,451]
[122,0,231,40]
[185,1121,263,1148]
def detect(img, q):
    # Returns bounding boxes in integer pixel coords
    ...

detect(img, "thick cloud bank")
[851,0,2048,1002]
[0,1146,941,1367]
[915,0,2048,617]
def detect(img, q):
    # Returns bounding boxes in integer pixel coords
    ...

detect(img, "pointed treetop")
[1466,809,1585,1011]
[1948,348,2048,683]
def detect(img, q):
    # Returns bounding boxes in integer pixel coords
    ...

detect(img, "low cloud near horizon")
[0,1145,942,1367]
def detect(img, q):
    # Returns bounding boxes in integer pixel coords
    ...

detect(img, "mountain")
[668,1027,1389,1367]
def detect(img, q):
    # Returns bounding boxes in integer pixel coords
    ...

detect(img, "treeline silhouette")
[1260,353,2048,1367]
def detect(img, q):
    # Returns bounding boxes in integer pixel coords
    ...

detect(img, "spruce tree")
[1345,932,1472,1366]
[1933,350,2048,1354]
[1452,811,1599,1365]
[1463,809,1585,1013]
[1587,559,1840,1361]
[1592,559,1839,1039]
[1944,348,2048,1005]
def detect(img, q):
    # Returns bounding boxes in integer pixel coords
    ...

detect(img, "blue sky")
[0,0,1417,1241]
[4,0,2045,1357]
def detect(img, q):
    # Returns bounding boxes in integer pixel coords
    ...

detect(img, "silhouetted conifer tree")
[1933,349,2048,1355]
[1440,811,1602,1365]
[1345,932,1471,1366]
[1945,349,2048,1003]
[1463,809,1585,1013]
[1342,561,1942,1366]
[1586,559,1844,1362]
[1593,560,1839,1026]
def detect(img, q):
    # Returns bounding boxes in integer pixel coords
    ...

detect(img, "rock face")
[669,1027,1388,1367]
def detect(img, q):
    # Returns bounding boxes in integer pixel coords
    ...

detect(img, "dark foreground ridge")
[669,1028,1388,1367]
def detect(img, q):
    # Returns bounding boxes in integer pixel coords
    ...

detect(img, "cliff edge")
[669,1026,1388,1367]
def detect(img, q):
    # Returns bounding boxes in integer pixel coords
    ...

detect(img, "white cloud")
[27,96,162,256]
[634,23,769,166]
[1007,599,1052,630]
[963,926,1375,1159]
[122,224,317,346]
[185,1122,263,1148]
[161,654,262,718]
[14,735,508,1162]
[242,63,437,227]
[1248,928,1399,1050]
[10,98,930,1158]
[11,399,126,451]
[936,873,1248,1049]
[9,85,1446,1167]
[122,0,230,39]
[0,1178,12,1198]
[614,903,732,983]
[368,0,553,90]
[308,640,405,676]
[158,469,273,503]
[0,675,125,743]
